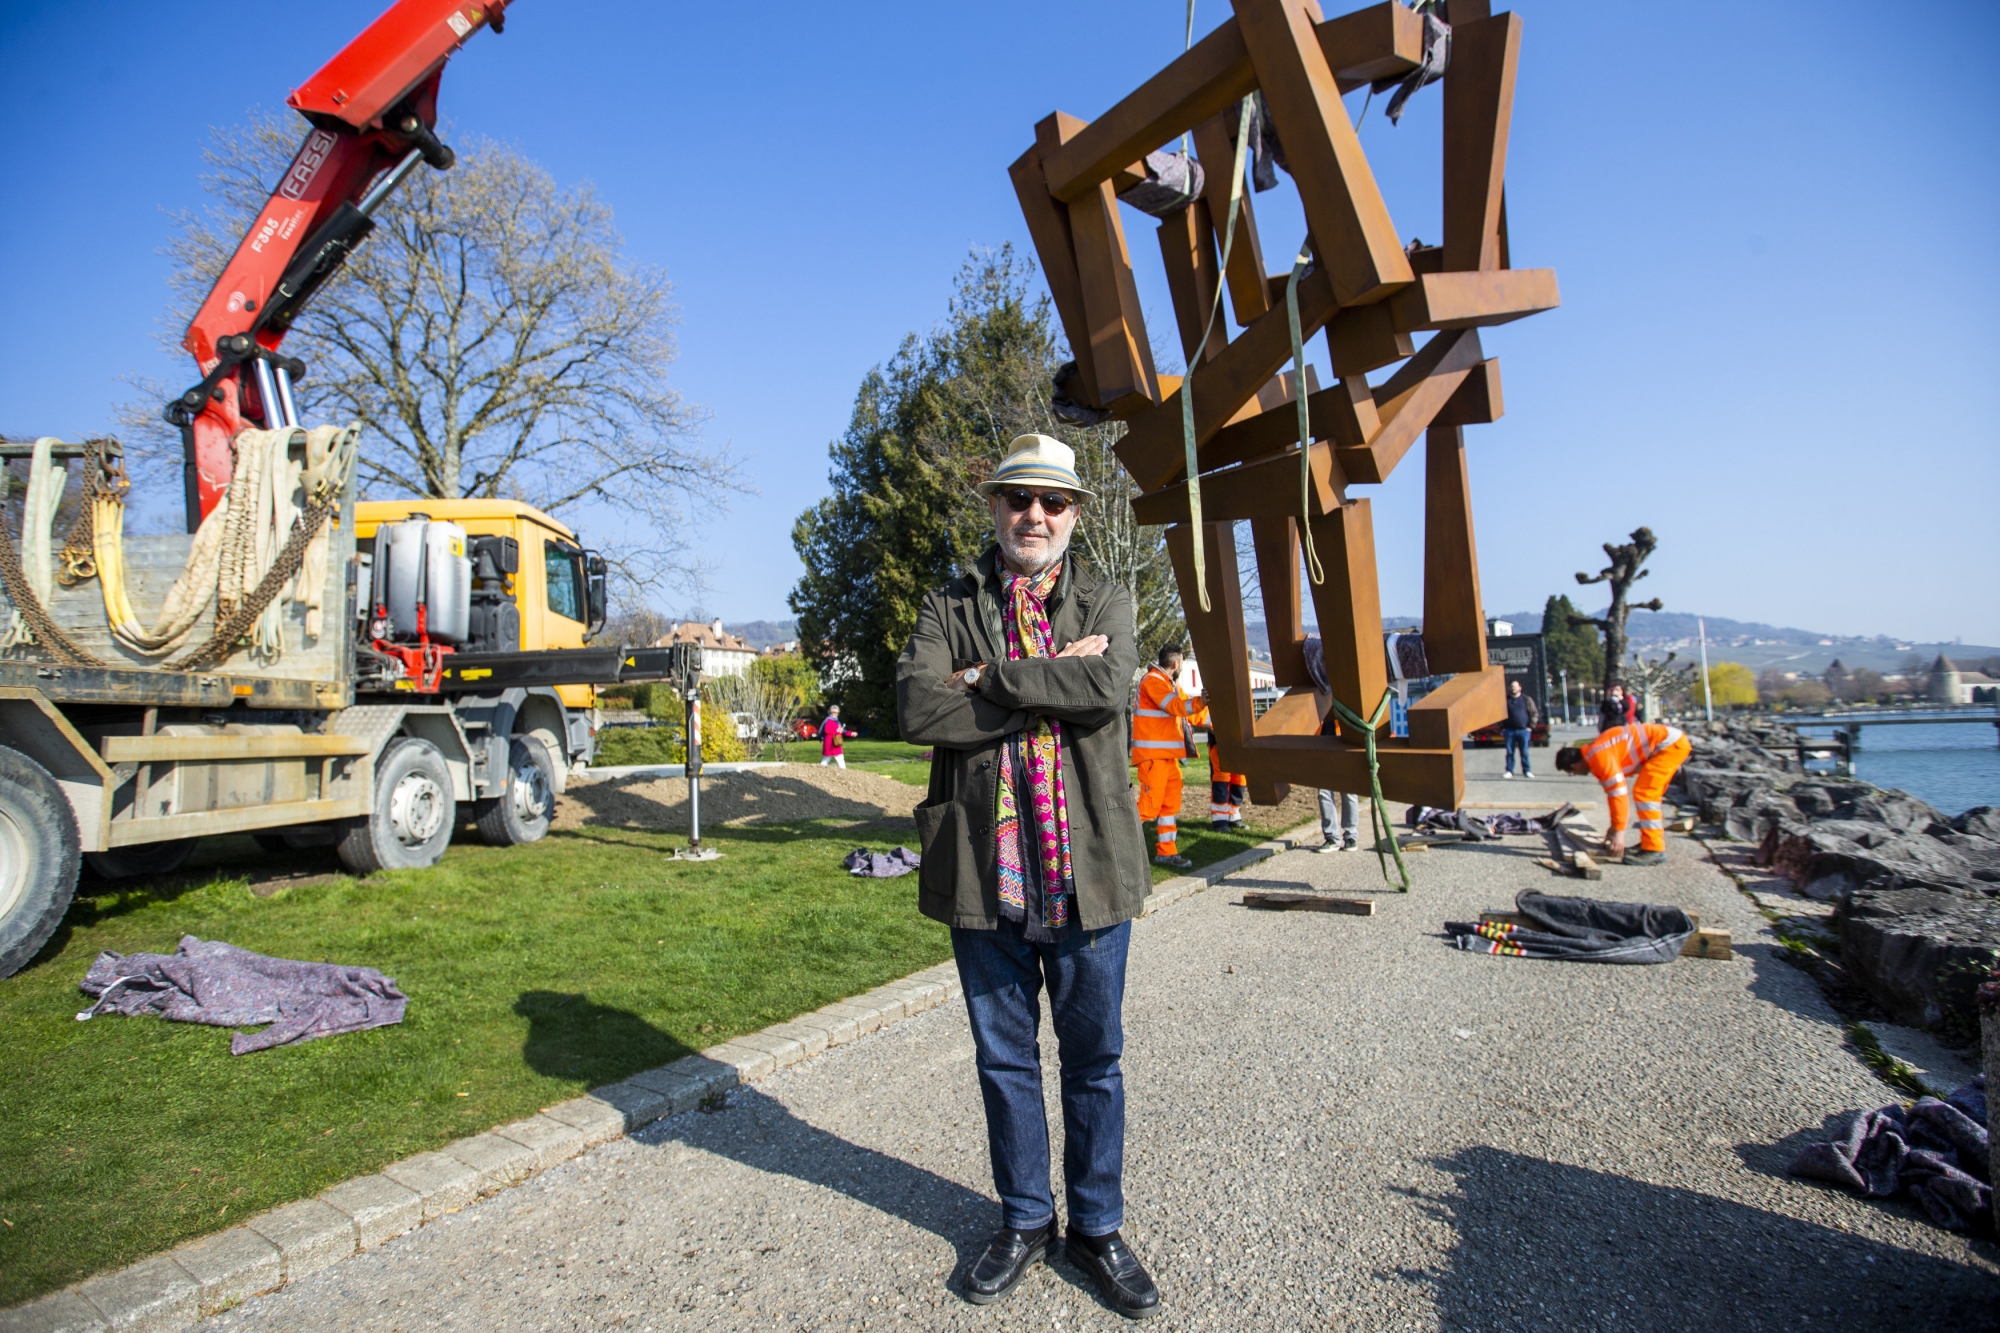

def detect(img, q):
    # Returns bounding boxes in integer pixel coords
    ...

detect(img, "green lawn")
[0,822,949,1307]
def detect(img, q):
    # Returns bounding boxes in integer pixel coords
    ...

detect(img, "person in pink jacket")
[819,705,850,768]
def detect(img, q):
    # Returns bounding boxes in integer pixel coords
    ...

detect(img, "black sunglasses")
[1000,488,1077,516]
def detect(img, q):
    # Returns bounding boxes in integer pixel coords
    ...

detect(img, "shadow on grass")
[639,1087,996,1298]
[513,991,691,1086]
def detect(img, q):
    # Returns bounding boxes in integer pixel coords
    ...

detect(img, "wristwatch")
[962,665,983,691]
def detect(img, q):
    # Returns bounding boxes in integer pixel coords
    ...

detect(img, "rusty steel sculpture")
[1009,0,1557,813]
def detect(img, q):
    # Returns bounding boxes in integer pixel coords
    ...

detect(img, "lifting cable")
[1325,687,1411,891]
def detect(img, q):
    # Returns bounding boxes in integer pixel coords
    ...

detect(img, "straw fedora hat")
[975,434,1097,500]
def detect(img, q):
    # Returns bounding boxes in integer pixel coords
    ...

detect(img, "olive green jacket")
[895,548,1150,931]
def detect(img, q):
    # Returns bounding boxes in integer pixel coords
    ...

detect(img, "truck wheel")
[336,737,457,874]
[474,736,555,846]
[85,839,196,880]
[0,746,81,979]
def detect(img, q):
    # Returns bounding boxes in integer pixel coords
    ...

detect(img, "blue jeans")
[950,916,1130,1235]
[1504,727,1532,775]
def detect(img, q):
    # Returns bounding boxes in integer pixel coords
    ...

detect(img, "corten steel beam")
[1421,425,1487,674]
[1304,499,1388,717]
[1115,266,1338,491]
[1010,129,1099,406]
[1325,300,1415,377]
[1040,5,1424,205]
[1191,109,1273,328]
[1131,439,1347,526]
[1252,517,1311,687]
[1167,521,1257,757]
[1442,11,1523,272]
[1406,666,1506,750]
[1433,357,1503,426]
[1045,112,1161,411]
[1386,269,1559,331]
[1233,0,1412,307]
[1157,204,1228,365]
[1335,327,1485,484]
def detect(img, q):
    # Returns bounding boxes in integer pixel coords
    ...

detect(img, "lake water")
[1797,722,2000,816]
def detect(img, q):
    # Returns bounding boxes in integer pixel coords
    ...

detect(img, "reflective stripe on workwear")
[1131,667,1194,763]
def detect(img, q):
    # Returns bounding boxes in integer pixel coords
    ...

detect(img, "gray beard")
[998,528,1071,575]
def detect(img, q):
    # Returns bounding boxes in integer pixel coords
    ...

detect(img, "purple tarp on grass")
[79,935,407,1054]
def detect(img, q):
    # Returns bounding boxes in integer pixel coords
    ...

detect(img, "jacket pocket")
[913,797,952,855]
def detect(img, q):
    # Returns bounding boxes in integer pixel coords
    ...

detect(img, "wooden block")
[1011,131,1098,406]
[1314,0,1425,92]
[1244,890,1376,914]
[1684,927,1732,960]
[1442,12,1523,273]
[1568,848,1604,880]
[1337,328,1485,485]
[1042,20,1258,202]
[1387,269,1560,332]
[1421,425,1487,673]
[1374,838,1430,853]
[1233,0,1413,306]
[1668,816,1696,833]
[1157,203,1227,365]
[1115,266,1338,491]
[1405,665,1504,749]
[1432,358,1503,427]
[1192,108,1272,327]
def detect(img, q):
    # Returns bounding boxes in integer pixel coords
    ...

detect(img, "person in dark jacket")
[1502,679,1539,778]
[895,433,1160,1318]
[1598,682,1637,733]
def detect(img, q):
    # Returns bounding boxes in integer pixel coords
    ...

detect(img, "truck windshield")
[545,542,585,623]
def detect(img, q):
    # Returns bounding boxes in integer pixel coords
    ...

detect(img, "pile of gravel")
[558,764,921,831]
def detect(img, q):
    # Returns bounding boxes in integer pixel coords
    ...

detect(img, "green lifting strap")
[1325,687,1411,891]
[1178,95,1254,612]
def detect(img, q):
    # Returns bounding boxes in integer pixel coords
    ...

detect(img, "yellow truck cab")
[353,498,608,798]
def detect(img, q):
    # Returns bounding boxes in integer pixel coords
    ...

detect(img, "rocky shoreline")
[1671,718,2000,1044]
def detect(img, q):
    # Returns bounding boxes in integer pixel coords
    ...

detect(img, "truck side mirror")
[584,552,607,638]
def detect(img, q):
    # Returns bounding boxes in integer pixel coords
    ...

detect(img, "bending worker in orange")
[1132,644,1202,868]
[1555,720,1692,866]
[1185,698,1247,832]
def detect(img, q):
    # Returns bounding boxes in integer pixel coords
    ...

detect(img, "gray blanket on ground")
[843,847,921,879]
[79,935,408,1055]
[1789,1077,1990,1230]
[1445,891,1696,964]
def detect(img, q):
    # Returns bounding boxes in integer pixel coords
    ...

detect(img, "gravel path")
[207,744,1999,1331]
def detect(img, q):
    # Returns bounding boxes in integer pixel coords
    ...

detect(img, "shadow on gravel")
[637,1088,994,1294]
[1400,1146,1999,1332]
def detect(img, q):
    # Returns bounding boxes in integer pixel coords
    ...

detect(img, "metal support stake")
[672,647,721,862]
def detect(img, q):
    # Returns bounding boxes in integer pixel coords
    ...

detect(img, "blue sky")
[2,0,1995,642]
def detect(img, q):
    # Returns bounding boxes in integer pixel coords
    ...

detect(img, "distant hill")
[1244,611,1997,676]
[723,619,798,651]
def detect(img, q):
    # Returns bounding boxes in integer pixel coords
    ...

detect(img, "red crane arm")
[170,0,513,530]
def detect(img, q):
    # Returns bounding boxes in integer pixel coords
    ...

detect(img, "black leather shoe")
[1065,1228,1161,1319]
[964,1221,1054,1304]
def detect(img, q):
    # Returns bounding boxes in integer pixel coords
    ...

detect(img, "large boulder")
[1844,877,2000,1035]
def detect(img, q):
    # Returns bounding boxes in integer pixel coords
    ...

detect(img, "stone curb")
[2,828,1315,1333]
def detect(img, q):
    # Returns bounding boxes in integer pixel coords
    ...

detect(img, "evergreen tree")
[790,248,1178,735]
[1540,593,1603,686]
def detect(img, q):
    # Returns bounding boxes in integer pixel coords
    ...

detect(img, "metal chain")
[55,438,128,586]
[0,505,109,667]
[165,485,341,673]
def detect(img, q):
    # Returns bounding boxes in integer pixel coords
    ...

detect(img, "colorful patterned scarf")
[994,563,1075,937]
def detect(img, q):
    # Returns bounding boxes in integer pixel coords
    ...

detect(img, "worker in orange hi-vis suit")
[1556,720,1692,866]
[1132,644,1202,867]
[1187,700,1247,831]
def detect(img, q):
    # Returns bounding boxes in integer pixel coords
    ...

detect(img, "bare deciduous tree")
[136,111,735,592]
[1571,526,1663,692]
